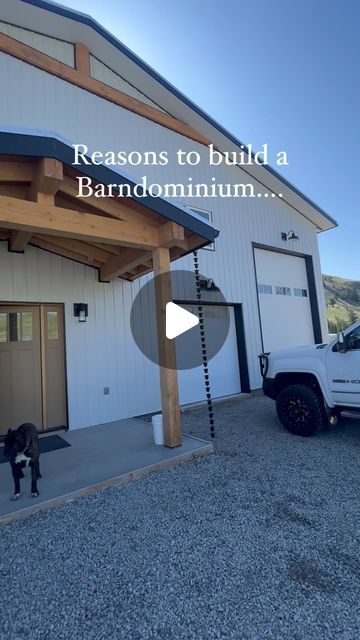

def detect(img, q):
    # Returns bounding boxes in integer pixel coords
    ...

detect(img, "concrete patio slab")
[0,419,212,524]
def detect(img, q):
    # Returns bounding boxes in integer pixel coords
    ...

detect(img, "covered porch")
[0,130,218,448]
[0,418,212,524]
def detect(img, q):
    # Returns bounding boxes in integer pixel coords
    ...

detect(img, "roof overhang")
[0,129,218,244]
[0,129,218,280]
[0,0,338,233]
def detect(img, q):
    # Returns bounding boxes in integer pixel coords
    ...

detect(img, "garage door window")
[276,286,291,296]
[254,247,315,351]
[258,284,272,294]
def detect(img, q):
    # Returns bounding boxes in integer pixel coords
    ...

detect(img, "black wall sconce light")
[281,229,299,241]
[199,277,220,292]
[74,303,88,323]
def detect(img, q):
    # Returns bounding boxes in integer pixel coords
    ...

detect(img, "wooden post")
[152,247,182,447]
[75,42,90,77]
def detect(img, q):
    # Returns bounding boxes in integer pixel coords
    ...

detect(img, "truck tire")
[276,384,327,437]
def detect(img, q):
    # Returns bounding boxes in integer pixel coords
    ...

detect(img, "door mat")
[0,435,71,464]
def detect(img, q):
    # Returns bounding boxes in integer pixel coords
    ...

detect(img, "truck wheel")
[276,384,327,437]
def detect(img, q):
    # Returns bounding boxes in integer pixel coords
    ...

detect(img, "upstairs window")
[183,206,215,251]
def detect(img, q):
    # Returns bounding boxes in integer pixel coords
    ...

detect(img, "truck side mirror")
[337,331,347,353]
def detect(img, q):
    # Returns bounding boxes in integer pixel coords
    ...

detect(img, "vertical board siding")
[0,243,160,429]
[0,21,75,67]
[90,55,167,114]
[0,54,329,423]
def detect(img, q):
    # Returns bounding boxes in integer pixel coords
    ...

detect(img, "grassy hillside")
[323,274,360,333]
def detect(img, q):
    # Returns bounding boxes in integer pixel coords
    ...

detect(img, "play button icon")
[130,269,230,370]
[166,302,199,339]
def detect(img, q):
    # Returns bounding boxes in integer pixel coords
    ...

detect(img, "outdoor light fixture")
[74,303,88,323]
[199,277,220,292]
[281,230,299,241]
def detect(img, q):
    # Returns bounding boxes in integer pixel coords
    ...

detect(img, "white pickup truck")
[259,321,360,436]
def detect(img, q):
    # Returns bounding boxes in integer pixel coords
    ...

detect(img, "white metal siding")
[0,53,329,403]
[0,243,161,429]
[0,21,75,66]
[90,55,167,114]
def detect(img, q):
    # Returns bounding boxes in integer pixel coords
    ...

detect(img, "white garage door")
[178,305,241,406]
[255,248,315,351]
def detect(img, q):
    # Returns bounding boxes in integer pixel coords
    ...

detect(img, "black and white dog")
[3,423,41,501]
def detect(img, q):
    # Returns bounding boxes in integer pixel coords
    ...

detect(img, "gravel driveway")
[1,393,360,639]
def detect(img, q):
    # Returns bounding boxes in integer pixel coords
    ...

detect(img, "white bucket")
[152,414,164,445]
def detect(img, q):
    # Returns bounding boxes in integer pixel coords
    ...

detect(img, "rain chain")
[193,250,215,439]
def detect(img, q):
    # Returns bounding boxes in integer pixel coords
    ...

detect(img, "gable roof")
[1,0,338,232]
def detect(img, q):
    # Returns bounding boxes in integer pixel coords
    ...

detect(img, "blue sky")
[57,0,359,279]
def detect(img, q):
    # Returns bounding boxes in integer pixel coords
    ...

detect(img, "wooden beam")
[174,234,207,253]
[75,42,90,76]
[35,235,113,264]
[0,184,29,199]
[158,221,185,248]
[0,161,35,182]
[152,247,181,448]
[28,158,63,201]
[60,176,159,226]
[20,158,63,250]
[0,32,210,147]
[10,230,32,252]
[126,264,153,280]
[4,160,63,252]
[31,237,101,267]
[0,195,159,249]
[92,242,123,256]
[100,248,151,281]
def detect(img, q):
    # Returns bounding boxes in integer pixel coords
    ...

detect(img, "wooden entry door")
[0,304,67,435]
[0,306,42,434]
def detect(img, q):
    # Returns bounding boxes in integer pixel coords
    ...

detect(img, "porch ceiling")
[0,132,218,281]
